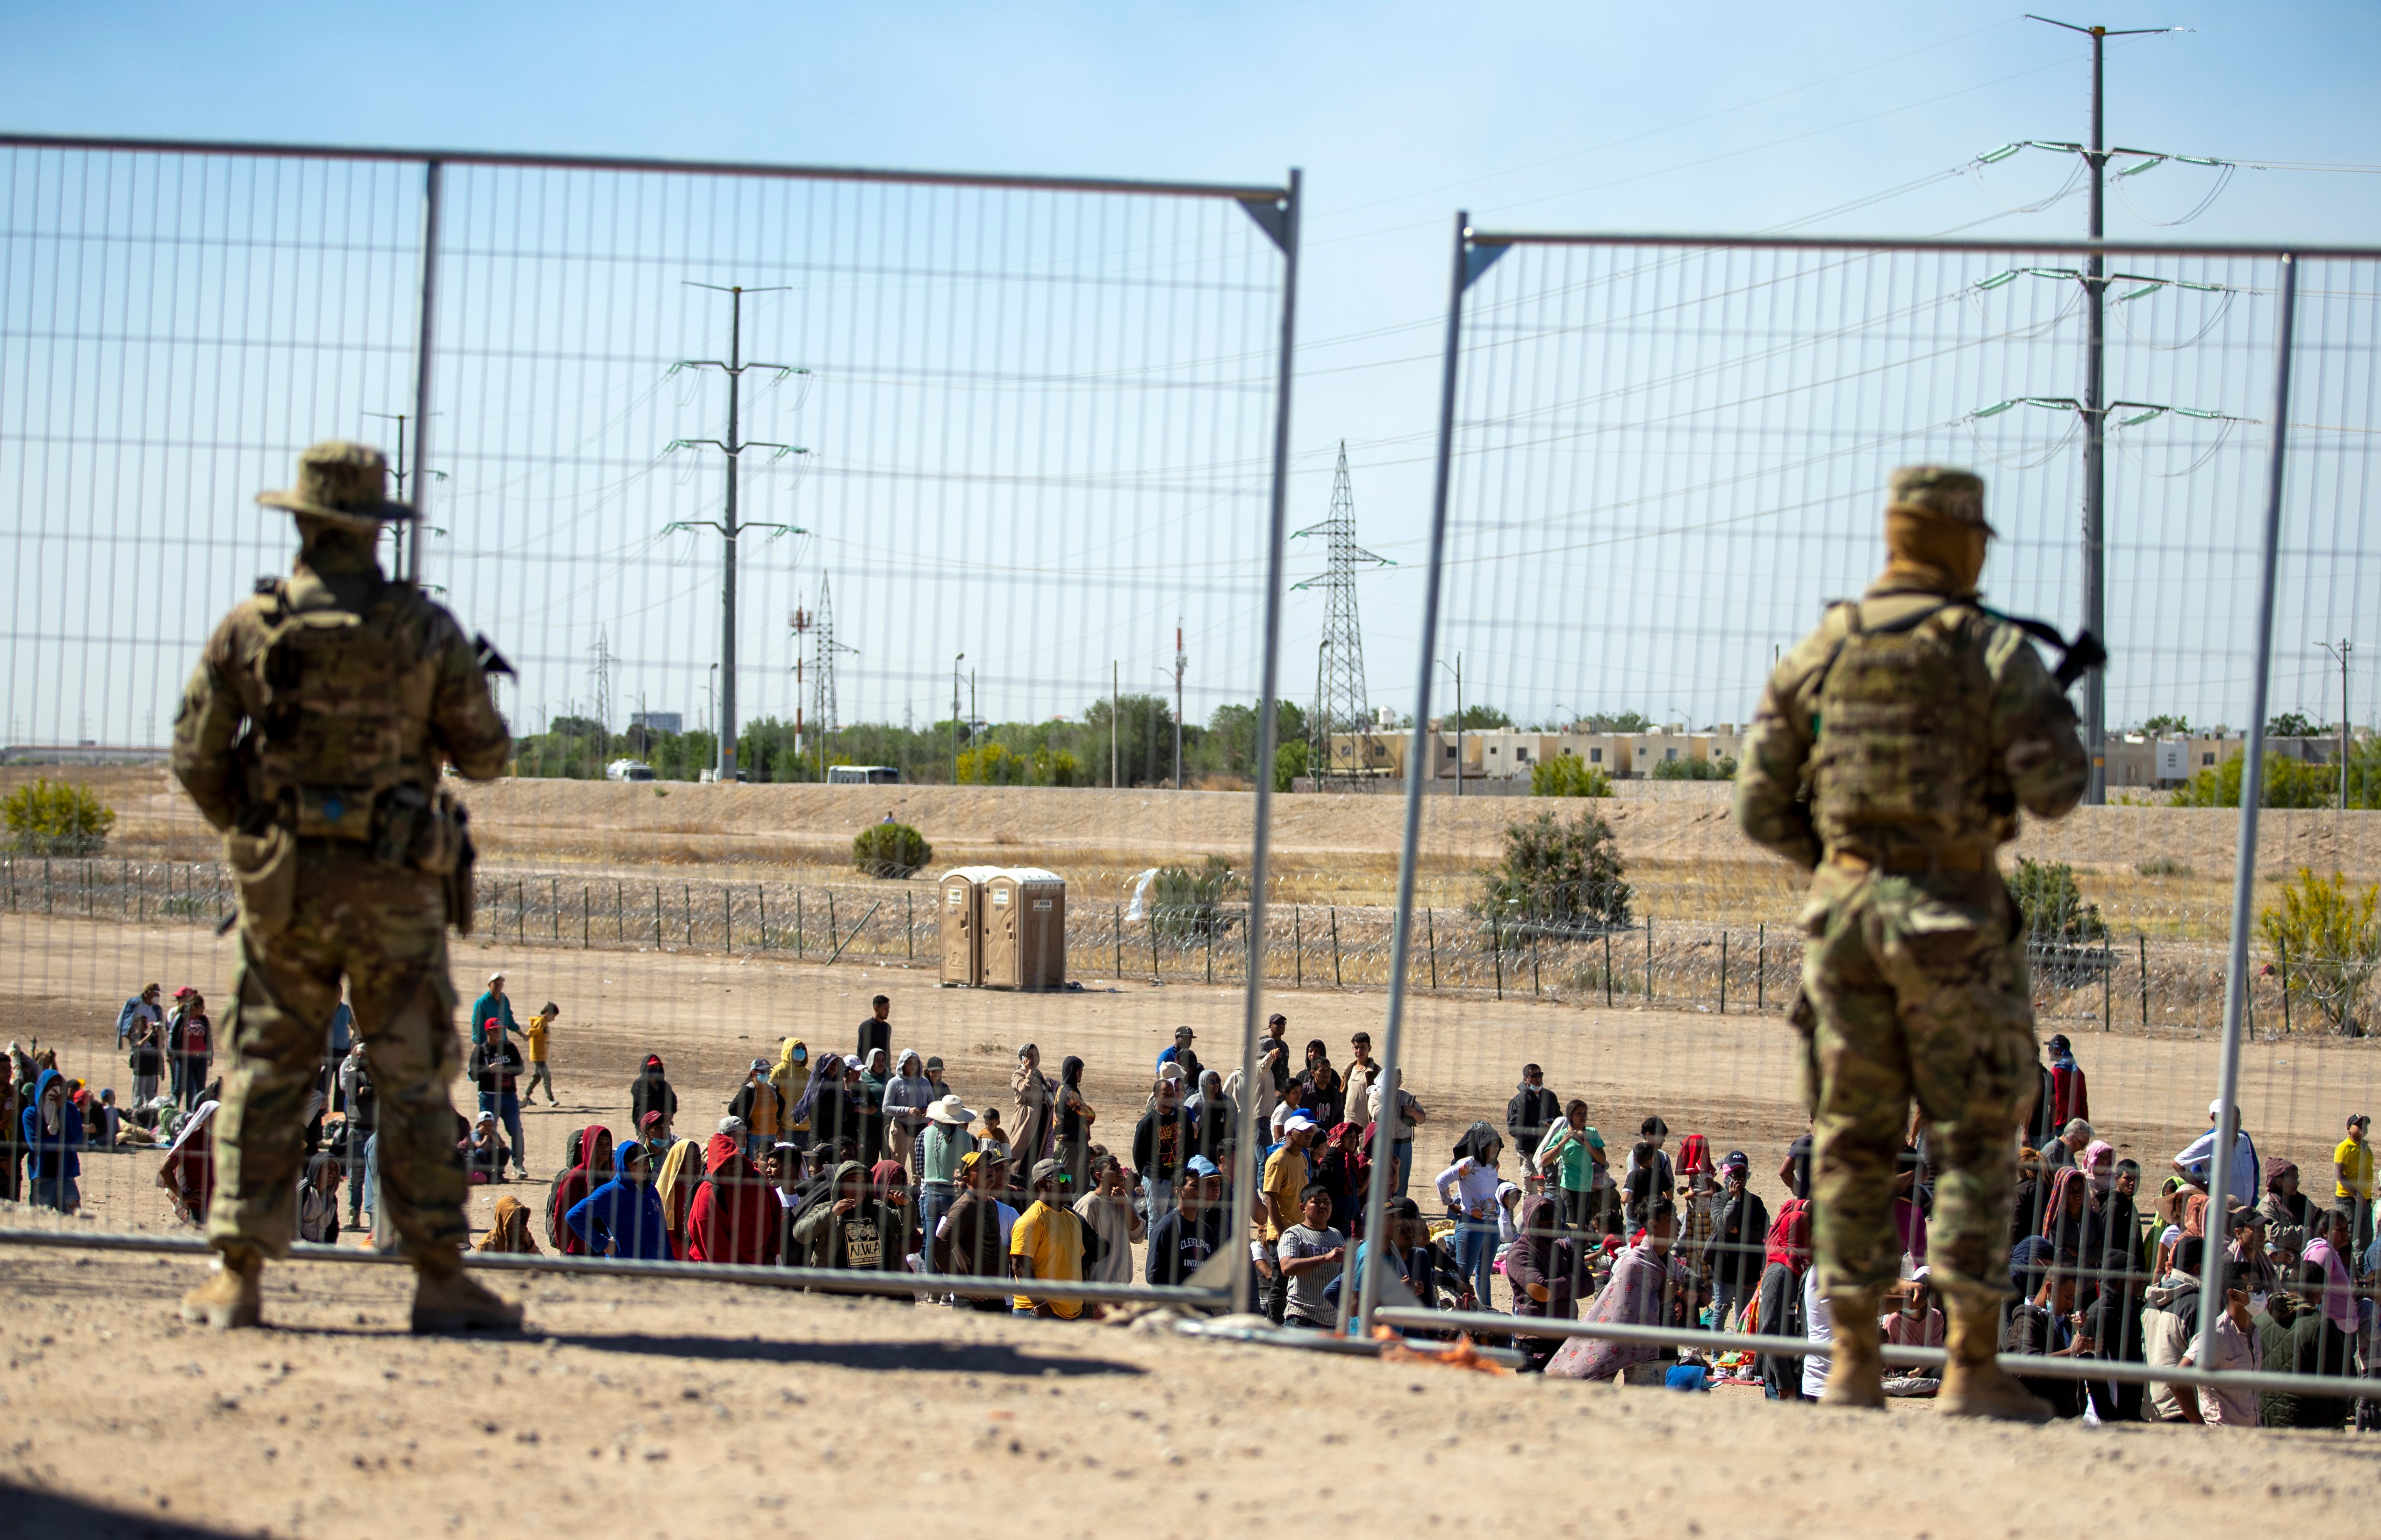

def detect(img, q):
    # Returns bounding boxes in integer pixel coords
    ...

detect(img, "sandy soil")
[0,1247,2372,1540]
[4,910,2372,1257]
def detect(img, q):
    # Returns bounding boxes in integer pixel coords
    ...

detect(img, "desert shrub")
[2135,857,2191,877]
[851,821,932,879]
[1530,754,1613,798]
[1473,806,1631,940]
[1649,754,1737,781]
[1273,738,1309,793]
[2010,857,2107,944]
[1149,855,1239,941]
[2259,867,2381,1037]
[2,778,115,855]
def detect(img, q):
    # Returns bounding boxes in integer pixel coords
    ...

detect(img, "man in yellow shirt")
[1010,1159,1086,1319]
[2335,1111,2373,1258]
[522,1003,558,1105]
[1258,1115,1317,1322]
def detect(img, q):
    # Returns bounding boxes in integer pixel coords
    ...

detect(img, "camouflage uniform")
[172,443,509,1266]
[1734,468,2087,1313]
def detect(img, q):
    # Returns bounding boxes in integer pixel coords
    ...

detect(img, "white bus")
[825,765,901,786]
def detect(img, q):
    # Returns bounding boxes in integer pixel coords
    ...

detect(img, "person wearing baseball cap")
[2173,1100,2259,1210]
[1254,1116,1319,1322]
[1156,1024,1203,1084]
[1710,1150,1768,1332]
[1010,1157,1088,1319]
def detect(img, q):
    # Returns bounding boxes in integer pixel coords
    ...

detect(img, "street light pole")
[1440,655,1463,796]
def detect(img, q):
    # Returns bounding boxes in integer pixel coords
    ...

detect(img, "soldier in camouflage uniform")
[1734,466,2087,1419]
[171,441,522,1333]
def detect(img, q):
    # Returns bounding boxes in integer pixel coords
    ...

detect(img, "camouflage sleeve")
[1985,622,2087,821]
[169,615,252,832]
[424,608,512,781]
[1732,622,1837,871]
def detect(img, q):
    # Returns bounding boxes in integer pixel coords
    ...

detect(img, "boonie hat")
[925,1093,973,1125]
[257,440,420,535]
[1886,465,1993,536]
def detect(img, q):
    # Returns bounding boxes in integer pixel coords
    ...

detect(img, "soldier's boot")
[410,1249,524,1335]
[180,1245,264,1330]
[1817,1286,1887,1409]
[1937,1295,2055,1423]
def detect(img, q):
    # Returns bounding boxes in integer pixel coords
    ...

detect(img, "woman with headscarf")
[1313,1121,1369,1242]
[656,1127,706,1259]
[1053,1055,1096,1191]
[546,1126,613,1253]
[1011,1044,1056,1169]
[157,1094,218,1225]
[2258,1160,2318,1263]
[1755,1196,1813,1400]
[565,1141,670,1260]
[1506,1187,1579,1369]
[769,1036,811,1146]
[474,1194,543,1254]
[1184,1069,1234,1163]
[2041,1164,2100,1265]
[687,1130,774,1265]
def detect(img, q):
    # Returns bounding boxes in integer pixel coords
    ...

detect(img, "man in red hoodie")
[686,1131,773,1265]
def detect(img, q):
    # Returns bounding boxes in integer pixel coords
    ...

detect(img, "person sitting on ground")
[1545,1198,1696,1382]
[2000,1262,2087,1419]
[474,1193,542,1255]
[459,1111,508,1185]
[2176,1261,2261,1425]
[295,1152,342,1245]
[564,1140,670,1260]
[1881,1267,1945,1349]
[1009,1158,1089,1320]
[2255,1259,2356,1430]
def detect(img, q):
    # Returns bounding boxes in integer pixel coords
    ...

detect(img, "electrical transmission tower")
[1292,443,1392,787]
[588,627,614,755]
[662,283,812,781]
[791,576,857,781]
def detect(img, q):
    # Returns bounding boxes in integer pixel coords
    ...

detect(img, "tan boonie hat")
[1886,465,1993,536]
[257,441,419,534]
[925,1093,974,1125]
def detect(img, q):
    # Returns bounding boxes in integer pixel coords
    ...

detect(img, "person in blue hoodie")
[564,1140,670,1260]
[22,1067,85,1213]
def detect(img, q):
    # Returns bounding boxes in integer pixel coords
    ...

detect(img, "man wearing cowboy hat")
[171,440,518,1334]
[916,1092,976,1274]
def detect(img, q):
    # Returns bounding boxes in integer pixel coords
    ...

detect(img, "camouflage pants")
[209,842,466,1260]
[1799,862,2039,1302]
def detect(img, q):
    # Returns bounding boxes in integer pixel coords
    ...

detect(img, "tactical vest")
[1809,599,1999,857]
[247,578,441,841]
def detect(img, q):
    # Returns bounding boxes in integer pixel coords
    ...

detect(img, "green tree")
[1148,855,1239,941]
[1450,703,1511,730]
[2259,867,2381,1037]
[2009,858,2107,944]
[1530,754,1612,798]
[1080,694,1180,788]
[851,821,932,879]
[2171,747,2378,810]
[1473,806,1631,936]
[2141,713,2189,735]
[1586,711,1654,733]
[1650,754,1737,781]
[2266,712,2321,740]
[2,778,116,855]
[1205,700,1308,781]
[1273,738,1309,792]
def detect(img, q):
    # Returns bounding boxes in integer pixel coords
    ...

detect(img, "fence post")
[1530,923,1541,998]
[2138,934,2149,1029]
[1491,920,1502,1001]
[1293,904,1303,987]
[136,860,144,923]
[796,888,804,956]
[1206,921,1214,984]
[582,885,590,949]
[1150,904,1160,981]
[1604,929,1613,1006]
[1114,902,1122,978]
[2102,932,2113,1031]
[1720,930,1728,1015]
[906,889,915,960]
[759,886,768,950]
[2277,934,2289,1036]
[1644,915,1654,1003]
[518,880,526,944]
[723,888,733,954]
[1426,908,1437,990]
[1329,906,1342,987]
[683,882,693,947]
[45,857,53,914]
[1757,921,1765,1012]
[827,890,838,962]
[653,883,661,950]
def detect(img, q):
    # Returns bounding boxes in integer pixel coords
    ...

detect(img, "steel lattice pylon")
[808,576,857,777]
[1292,443,1391,785]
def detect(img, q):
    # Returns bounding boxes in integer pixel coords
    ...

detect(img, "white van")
[826,765,901,785]
[605,758,656,782]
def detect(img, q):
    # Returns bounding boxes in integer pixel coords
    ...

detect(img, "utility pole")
[1294,443,1392,787]
[1442,655,1463,797]
[1111,661,1119,789]
[663,283,810,782]
[587,627,613,765]
[952,652,966,783]
[2319,640,2355,810]
[2028,16,2180,805]
[363,410,433,573]
[1174,622,1186,791]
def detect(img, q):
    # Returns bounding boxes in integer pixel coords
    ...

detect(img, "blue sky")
[6,2,2378,742]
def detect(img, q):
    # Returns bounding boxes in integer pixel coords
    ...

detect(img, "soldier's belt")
[1828,846,1989,876]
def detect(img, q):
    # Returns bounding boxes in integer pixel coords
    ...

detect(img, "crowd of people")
[8,976,2379,1427]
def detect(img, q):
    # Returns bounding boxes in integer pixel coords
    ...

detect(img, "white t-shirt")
[1801,1269,1834,1399]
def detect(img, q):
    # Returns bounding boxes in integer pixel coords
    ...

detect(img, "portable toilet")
[936,866,1000,987]
[980,867,1066,990]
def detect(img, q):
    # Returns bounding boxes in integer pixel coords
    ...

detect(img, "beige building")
[1424,723,1746,782]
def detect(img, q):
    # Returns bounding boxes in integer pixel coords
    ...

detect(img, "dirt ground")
[3,910,2372,1256]
[0,1247,2374,1540]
